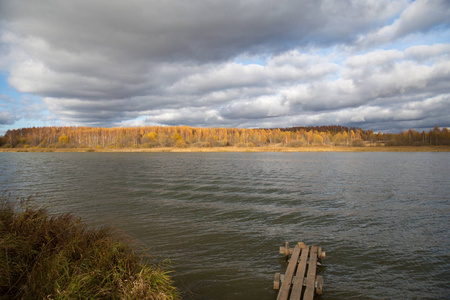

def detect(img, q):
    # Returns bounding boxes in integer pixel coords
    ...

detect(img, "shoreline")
[1,145,449,153]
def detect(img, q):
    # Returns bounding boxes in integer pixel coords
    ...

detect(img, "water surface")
[1,152,449,299]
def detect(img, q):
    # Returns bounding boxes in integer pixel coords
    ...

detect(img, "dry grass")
[1,145,449,153]
[0,193,178,300]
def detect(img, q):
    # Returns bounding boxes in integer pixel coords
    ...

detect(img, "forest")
[0,125,449,149]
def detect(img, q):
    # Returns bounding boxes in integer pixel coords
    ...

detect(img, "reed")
[0,193,178,299]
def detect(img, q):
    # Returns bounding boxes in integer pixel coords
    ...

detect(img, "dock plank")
[303,246,318,300]
[289,245,310,300]
[274,242,325,300]
[277,244,301,300]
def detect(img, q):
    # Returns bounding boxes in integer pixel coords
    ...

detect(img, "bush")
[55,142,76,148]
[192,142,211,148]
[0,193,178,300]
[140,143,156,148]
[210,139,229,147]
[174,139,187,148]
[287,139,307,147]
[351,139,365,147]
[236,142,255,147]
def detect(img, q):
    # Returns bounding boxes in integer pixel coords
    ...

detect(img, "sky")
[0,0,449,135]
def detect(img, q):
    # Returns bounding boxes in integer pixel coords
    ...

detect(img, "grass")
[1,145,449,153]
[0,193,178,300]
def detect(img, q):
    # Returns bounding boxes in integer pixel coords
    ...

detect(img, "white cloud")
[405,44,450,63]
[344,49,404,69]
[359,0,450,47]
[221,95,290,119]
[146,108,224,127]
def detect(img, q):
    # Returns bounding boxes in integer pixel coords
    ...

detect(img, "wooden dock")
[274,242,326,300]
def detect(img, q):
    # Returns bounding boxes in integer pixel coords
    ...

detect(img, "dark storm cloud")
[0,0,401,62]
[0,0,449,131]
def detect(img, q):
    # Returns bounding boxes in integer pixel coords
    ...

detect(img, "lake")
[0,152,449,299]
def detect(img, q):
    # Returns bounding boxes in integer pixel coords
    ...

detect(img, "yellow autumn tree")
[312,134,324,145]
[58,134,69,144]
[171,132,186,148]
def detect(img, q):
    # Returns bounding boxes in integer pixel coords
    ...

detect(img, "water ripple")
[0,152,449,299]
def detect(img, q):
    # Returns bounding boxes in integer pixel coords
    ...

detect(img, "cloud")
[280,93,450,132]
[0,110,15,125]
[405,44,450,61]
[0,0,407,61]
[0,0,448,131]
[282,45,450,112]
[221,95,290,120]
[0,91,48,129]
[358,0,450,47]
[145,108,224,127]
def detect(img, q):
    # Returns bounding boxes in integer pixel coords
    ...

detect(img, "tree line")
[0,125,449,149]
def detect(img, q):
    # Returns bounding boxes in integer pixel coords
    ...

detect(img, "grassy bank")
[0,194,178,299]
[1,145,450,153]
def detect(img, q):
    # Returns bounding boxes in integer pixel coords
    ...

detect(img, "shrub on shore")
[0,194,178,299]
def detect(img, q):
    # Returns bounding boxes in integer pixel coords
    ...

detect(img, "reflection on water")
[1,152,449,299]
